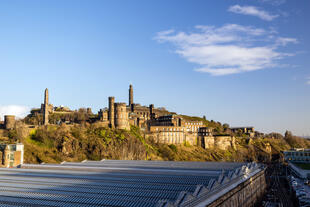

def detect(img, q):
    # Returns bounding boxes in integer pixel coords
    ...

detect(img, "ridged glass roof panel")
[0,160,252,207]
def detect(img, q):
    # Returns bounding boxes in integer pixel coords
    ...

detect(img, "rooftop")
[0,160,263,207]
[230,127,254,129]
[284,148,310,152]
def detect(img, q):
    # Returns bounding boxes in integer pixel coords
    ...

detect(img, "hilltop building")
[114,102,130,130]
[0,115,16,130]
[230,127,255,138]
[22,85,256,150]
[4,115,15,130]
[147,114,206,146]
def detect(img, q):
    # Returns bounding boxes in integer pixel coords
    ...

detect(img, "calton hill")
[1,105,309,164]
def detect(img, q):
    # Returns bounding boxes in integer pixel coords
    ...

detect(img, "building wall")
[149,126,198,145]
[149,118,235,148]
[129,104,170,122]
[208,169,266,207]
[114,103,130,130]
[149,115,205,132]
[0,144,24,168]
[148,114,175,126]
[149,126,186,144]
[185,132,197,146]
[98,109,108,121]
[183,121,204,133]
[203,136,215,148]
[284,150,310,162]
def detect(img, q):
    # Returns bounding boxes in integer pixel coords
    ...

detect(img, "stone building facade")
[184,120,204,133]
[148,114,204,130]
[4,115,15,130]
[147,114,208,146]
[198,127,236,150]
[98,108,108,121]
[114,103,130,130]
[231,127,255,138]
[149,126,187,145]
[206,168,266,207]
[0,143,24,168]
[106,97,130,130]
[127,104,171,129]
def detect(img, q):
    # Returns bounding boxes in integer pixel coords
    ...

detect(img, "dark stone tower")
[43,88,49,125]
[4,115,15,130]
[129,84,133,107]
[108,97,115,128]
[149,104,155,120]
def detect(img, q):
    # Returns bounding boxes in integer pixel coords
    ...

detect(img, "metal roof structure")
[0,160,263,207]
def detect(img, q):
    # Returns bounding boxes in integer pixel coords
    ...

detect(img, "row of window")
[185,122,203,126]
[160,136,185,144]
[286,157,310,161]
[186,126,199,132]
[136,112,149,116]
[285,152,310,157]
[160,132,184,137]
[155,128,184,132]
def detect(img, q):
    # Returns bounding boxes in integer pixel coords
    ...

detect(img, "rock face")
[203,136,215,148]
[61,138,79,156]
[214,136,233,150]
[202,135,235,150]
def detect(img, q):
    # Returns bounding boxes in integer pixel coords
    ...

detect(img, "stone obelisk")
[43,88,49,125]
[129,84,133,107]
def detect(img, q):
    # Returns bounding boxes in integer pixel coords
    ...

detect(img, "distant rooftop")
[230,126,254,129]
[0,160,262,207]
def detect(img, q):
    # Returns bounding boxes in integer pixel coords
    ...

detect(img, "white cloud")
[307,77,310,85]
[0,105,30,121]
[276,37,298,46]
[260,0,286,6]
[228,5,279,21]
[155,24,297,76]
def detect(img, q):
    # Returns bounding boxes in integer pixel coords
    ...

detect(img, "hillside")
[4,121,310,164]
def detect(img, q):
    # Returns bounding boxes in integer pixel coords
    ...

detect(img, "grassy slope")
[7,123,310,164]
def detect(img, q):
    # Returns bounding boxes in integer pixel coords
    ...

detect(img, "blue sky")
[0,0,309,136]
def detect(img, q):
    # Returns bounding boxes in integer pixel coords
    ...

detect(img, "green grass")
[293,162,310,170]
